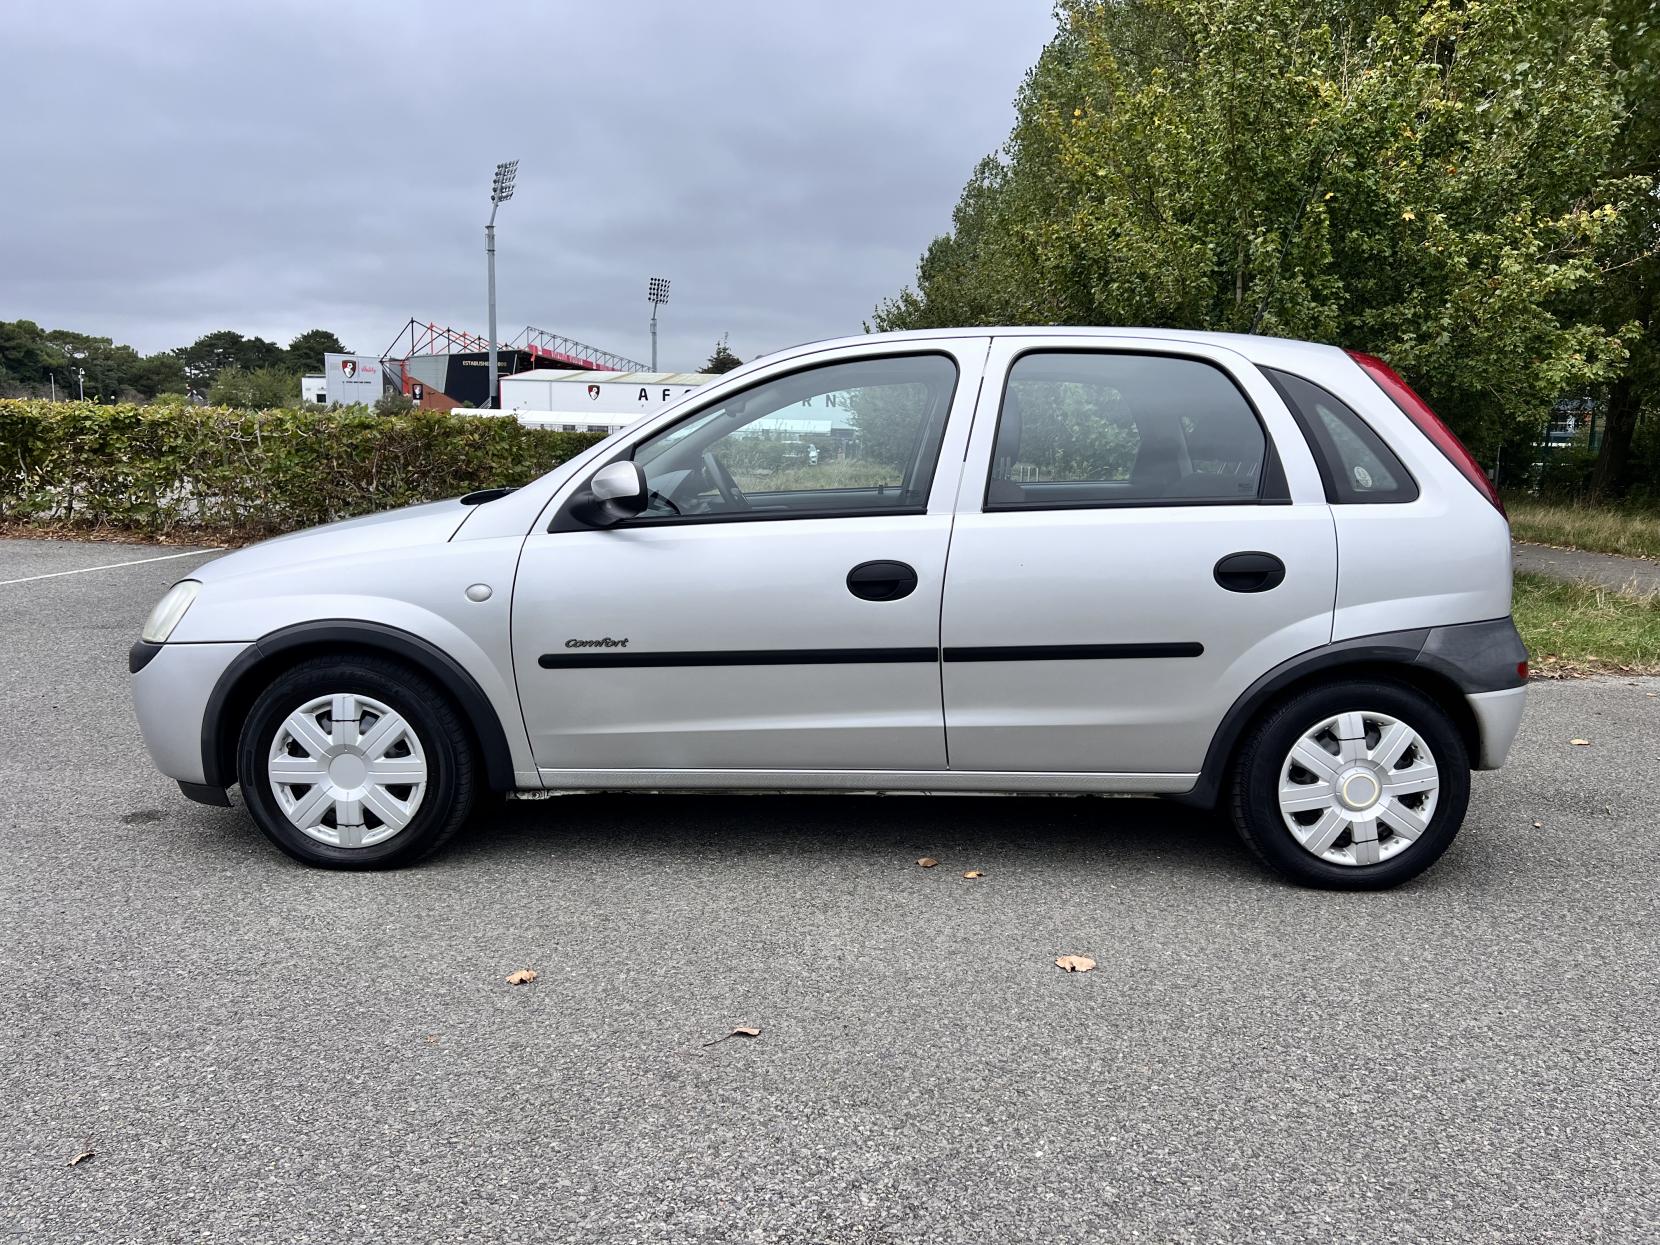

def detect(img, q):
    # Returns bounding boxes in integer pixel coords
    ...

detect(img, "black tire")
[236,654,477,869]
[1230,679,1470,890]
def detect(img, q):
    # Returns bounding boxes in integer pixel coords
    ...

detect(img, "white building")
[497,370,714,432]
[322,353,389,406]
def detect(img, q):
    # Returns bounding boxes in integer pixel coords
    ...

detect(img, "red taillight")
[1346,350,1506,517]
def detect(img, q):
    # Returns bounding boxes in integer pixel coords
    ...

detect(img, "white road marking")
[0,547,223,586]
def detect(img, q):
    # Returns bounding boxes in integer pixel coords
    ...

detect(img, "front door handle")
[1214,551,1286,593]
[847,560,918,602]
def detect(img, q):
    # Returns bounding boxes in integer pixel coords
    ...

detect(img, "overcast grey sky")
[0,1,1056,371]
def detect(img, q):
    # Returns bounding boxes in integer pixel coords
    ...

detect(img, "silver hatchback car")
[132,328,1527,887]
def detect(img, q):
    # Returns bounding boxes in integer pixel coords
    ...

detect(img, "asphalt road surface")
[2,538,1656,1243]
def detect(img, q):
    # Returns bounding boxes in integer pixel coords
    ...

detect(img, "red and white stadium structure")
[378,318,653,411]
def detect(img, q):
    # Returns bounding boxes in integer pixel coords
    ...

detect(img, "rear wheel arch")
[202,621,515,794]
[1178,642,1479,810]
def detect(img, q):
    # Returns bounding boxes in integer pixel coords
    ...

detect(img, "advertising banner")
[323,354,386,406]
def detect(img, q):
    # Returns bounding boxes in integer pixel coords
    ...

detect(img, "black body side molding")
[540,644,1205,669]
[944,643,1202,662]
[198,620,517,794]
[541,647,938,670]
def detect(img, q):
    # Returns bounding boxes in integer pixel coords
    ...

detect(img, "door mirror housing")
[571,460,649,527]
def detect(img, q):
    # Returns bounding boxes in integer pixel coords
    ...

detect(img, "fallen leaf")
[506,969,538,985]
[1570,739,1592,746]
[1055,955,1096,973]
[916,857,939,868]
[67,1150,93,1167]
[962,870,984,879]
[702,1025,762,1046]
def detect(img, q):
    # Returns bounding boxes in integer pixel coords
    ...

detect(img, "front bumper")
[131,640,251,787]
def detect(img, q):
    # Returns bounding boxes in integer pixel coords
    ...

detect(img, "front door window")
[630,354,958,522]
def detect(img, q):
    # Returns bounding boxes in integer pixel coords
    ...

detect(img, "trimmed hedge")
[0,399,605,539]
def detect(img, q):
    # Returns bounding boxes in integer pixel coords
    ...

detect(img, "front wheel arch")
[201,621,516,795]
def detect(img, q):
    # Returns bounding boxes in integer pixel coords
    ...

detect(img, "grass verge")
[1513,572,1660,677]
[1506,498,1660,561]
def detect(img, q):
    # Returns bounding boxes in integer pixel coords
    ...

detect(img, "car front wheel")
[236,655,477,869]
[1230,680,1470,889]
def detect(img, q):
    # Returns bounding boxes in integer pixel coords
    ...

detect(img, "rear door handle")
[847,560,918,602]
[1214,551,1285,593]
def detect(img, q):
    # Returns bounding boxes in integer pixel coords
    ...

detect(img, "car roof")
[761,326,1349,374]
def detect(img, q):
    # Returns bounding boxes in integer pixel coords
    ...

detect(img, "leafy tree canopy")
[286,329,348,374]
[1581,0,1658,496]
[877,0,1650,463]
[175,330,288,395]
[0,321,345,403]
[0,319,185,400]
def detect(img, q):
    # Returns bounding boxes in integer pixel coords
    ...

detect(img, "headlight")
[141,580,201,643]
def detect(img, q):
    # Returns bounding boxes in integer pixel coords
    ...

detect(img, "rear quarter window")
[1263,368,1418,505]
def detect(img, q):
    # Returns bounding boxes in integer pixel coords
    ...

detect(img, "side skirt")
[526,768,1198,795]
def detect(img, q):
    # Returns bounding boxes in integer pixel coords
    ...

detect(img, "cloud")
[0,0,1054,368]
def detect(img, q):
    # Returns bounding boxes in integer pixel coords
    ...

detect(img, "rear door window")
[985,351,1277,508]
[1263,368,1418,504]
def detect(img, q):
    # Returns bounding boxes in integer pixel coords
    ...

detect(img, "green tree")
[1586,0,1659,498]
[175,330,249,396]
[208,364,302,409]
[285,329,348,374]
[236,336,287,372]
[0,320,57,391]
[128,352,188,398]
[703,335,744,374]
[878,0,1637,460]
[43,330,143,402]
[0,320,173,399]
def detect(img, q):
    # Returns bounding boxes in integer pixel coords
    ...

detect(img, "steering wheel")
[701,450,750,510]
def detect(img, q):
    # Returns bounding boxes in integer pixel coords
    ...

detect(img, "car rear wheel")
[236,655,476,869]
[1230,680,1469,889]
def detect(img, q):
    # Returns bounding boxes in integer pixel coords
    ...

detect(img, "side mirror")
[571,460,649,527]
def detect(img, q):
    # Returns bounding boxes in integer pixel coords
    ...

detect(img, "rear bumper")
[131,640,251,787]
[1466,685,1527,770]
[1416,617,1529,695]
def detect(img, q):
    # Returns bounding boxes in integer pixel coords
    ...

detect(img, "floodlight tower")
[647,276,671,372]
[486,159,518,408]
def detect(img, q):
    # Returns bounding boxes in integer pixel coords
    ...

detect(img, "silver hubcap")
[268,693,427,849]
[1278,710,1439,867]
